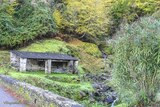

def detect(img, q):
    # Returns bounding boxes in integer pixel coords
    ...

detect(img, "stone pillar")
[20,58,27,72]
[75,61,79,68]
[45,60,52,74]
[10,52,16,65]
[73,61,78,74]
[45,60,48,73]
[67,61,73,72]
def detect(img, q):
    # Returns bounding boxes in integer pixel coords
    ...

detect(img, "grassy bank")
[0,38,107,107]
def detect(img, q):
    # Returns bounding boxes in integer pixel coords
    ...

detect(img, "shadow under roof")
[11,51,78,61]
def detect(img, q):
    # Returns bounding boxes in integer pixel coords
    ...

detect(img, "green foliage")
[115,103,128,107]
[8,71,93,102]
[0,51,10,66]
[6,1,18,15]
[152,10,160,19]
[53,0,113,37]
[45,75,80,83]
[82,100,107,107]
[21,40,69,53]
[0,51,11,75]
[0,0,56,48]
[112,17,160,106]
[1,0,160,48]
[81,43,101,57]
[111,0,160,34]
[104,46,113,55]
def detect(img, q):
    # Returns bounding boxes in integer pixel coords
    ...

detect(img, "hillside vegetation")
[0,0,160,107]
[0,0,56,48]
[0,0,159,48]
[21,37,104,73]
[0,38,106,106]
[112,16,160,106]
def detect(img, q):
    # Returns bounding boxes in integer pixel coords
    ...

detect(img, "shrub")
[152,10,160,19]
[110,0,160,35]
[45,75,80,83]
[81,43,101,57]
[112,17,160,106]
[53,0,113,37]
[115,103,128,107]
[0,1,56,48]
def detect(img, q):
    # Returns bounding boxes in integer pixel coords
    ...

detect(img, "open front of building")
[10,51,78,74]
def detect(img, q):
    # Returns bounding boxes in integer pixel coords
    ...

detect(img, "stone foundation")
[0,75,83,107]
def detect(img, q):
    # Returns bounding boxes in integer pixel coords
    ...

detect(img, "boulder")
[103,96,116,104]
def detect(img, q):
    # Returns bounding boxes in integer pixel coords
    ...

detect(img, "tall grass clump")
[112,17,160,106]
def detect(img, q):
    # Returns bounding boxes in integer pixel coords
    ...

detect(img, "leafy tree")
[110,0,160,35]
[53,0,113,37]
[112,17,160,106]
[0,0,56,48]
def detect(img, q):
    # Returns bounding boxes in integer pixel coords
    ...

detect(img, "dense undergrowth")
[0,0,159,48]
[112,16,160,107]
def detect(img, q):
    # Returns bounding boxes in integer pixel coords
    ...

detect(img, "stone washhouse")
[10,51,78,74]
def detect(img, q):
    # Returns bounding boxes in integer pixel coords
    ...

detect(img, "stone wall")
[0,75,83,107]
[10,52,20,70]
[27,59,45,71]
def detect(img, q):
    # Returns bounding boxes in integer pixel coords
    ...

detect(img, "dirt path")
[0,85,26,107]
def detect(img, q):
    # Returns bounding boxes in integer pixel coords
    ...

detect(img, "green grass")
[0,67,93,105]
[0,68,92,91]
[0,39,101,96]
[115,103,128,107]
[0,50,10,65]
[0,39,105,106]
[21,40,70,53]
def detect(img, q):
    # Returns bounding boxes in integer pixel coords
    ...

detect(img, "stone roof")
[11,51,78,61]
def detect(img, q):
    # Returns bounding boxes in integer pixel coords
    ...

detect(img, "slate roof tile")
[11,51,78,61]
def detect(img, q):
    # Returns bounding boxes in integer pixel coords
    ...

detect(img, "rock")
[80,91,86,98]
[89,98,95,103]
[94,91,101,97]
[104,96,116,104]
[101,85,110,92]
[92,83,100,89]
[83,73,109,82]
[101,76,107,81]
[91,82,117,104]
[83,73,117,104]
[71,105,83,107]
[83,90,89,95]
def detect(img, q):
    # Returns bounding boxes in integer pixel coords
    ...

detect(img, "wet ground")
[0,85,26,107]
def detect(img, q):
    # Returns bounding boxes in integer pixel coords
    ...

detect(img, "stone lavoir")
[10,51,79,74]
